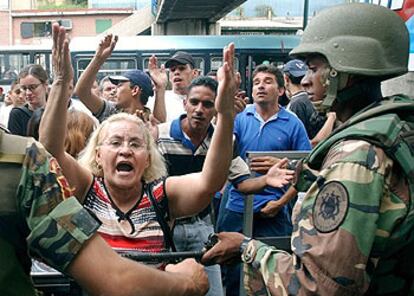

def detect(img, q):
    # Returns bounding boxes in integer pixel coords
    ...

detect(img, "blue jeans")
[173,215,224,296]
[216,208,293,296]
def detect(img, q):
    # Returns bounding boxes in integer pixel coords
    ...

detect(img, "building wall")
[12,0,34,10]
[0,11,11,45]
[11,11,131,45]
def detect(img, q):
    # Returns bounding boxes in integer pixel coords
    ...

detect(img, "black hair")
[188,76,218,95]
[284,73,303,85]
[128,82,150,106]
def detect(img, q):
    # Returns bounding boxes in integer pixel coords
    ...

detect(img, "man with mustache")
[216,64,311,296]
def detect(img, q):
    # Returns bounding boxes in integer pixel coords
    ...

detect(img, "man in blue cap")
[74,35,155,123]
[283,59,320,139]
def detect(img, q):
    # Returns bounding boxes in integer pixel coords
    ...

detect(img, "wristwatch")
[240,236,255,263]
[239,236,251,253]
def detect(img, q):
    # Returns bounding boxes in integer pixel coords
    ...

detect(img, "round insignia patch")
[312,181,349,233]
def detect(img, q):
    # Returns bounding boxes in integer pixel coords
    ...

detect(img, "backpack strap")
[145,181,177,252]
[16,105,33,118]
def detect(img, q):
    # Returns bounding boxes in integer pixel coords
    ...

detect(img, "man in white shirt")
[147,51,198,122]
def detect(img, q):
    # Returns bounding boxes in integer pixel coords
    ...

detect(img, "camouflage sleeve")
[17,142,100,273]
[242,139,402,295]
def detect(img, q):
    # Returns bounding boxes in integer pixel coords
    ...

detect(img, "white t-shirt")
[0,103,13,128]
[147,90,186,122]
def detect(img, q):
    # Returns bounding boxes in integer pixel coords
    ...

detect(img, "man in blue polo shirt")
[217,64,311,296]
[156,75,295,296]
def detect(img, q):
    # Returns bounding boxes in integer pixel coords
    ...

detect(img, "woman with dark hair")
[7,64,48,136]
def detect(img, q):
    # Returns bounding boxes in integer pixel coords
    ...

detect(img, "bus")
[0,42,53,92]
[0,34,301,97]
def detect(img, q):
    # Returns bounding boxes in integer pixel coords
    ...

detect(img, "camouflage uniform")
[241,97,414,295]
[240,3,414,295]
[0,128,100,295]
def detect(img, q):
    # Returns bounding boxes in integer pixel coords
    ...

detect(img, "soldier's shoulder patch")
[312,181,349,233]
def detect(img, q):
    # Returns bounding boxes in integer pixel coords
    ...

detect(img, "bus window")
[0,53,30,81]
[34,53,52,79]
[210,56,238,72]
[76,57,137,82]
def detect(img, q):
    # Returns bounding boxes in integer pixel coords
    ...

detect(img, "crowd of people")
[0,3,413,296]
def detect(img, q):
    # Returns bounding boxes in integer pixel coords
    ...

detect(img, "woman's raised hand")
[52,23,73,86]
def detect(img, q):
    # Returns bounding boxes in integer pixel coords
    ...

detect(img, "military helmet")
[290,3,409,79]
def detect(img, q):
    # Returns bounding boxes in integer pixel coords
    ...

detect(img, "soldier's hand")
[165,259,209,296]
[201,232,245,266]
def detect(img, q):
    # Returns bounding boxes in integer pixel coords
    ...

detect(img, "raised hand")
[148,55,168,90]
[95,34,118,62]
[52,23,73,85]
[216,43,240,117]
[165,259,209,296]
[134,110,159,140]
[265,158,294,188]
[234,90,248,114]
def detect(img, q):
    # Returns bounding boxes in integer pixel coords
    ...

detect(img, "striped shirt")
[84,177,168,257]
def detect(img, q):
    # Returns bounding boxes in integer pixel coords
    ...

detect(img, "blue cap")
[283,59,308,78]
[109,70,154,97]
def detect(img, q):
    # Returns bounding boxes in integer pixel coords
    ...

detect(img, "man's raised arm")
[74,34,118,114]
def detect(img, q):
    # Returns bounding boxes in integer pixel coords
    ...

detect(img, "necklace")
[103,181,144,234]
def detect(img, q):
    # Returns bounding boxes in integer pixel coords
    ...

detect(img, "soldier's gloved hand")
[201,232,245,266]
[165,258,209,296]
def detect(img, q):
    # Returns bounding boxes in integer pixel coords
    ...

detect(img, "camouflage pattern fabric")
[242,96,414,295]
[0,135,100,295]
[17,141,101,272]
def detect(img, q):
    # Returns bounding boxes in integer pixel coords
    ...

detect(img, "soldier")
[0,23,209,296]
[202,3,414,295]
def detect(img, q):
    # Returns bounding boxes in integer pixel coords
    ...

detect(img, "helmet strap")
[321,69,339,111]
[322,70,350,111]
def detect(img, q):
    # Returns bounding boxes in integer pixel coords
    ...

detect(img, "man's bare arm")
[74,34,118,114]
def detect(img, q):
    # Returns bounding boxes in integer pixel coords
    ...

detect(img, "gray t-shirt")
[93,100,119,123]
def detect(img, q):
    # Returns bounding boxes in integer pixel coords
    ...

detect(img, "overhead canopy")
[156,0,247,23]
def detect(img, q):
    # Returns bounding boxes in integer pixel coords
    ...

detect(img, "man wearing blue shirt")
[217,64,311,296]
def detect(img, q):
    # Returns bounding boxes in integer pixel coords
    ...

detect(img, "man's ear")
[183,96,189,111]
[192,68,199,78]
[131,85,141,97]
[283,75,290,87]
[277,87,286,97]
